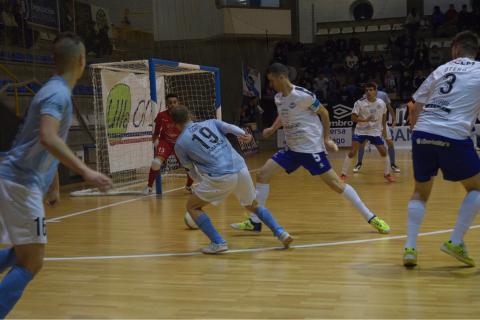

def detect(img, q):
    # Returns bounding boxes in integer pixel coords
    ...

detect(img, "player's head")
[53,32,86,80]
[165,93,179,111]
[267,63,290,92]
[451,31,479,59]
[364,82,377,100]
[170,105,191,130]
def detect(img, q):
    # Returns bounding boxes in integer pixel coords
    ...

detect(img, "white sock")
[405,200,426,249]
[450,191,480,244]
[255,183,270,207]
[341,155,352,175]
[384,155,391,175]
[249,213,261,223]
[342,184,375,221]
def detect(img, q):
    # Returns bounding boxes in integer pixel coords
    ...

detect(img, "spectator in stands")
[413,69,426,91]
[348,37,361,55]
[384,70,397,94]
[399,56,414,99]
[429,44,443,68]
[121,8,131,28]
[345,50,359,71]
[431,6,445,36]
[327,74,340,104]
[313,73,328,102]
[414,39,430,69]
[405,8,421,43]
[1,1,19,46]
[457,4,471,31]
[97,25,113,57]
[445,3,458,24]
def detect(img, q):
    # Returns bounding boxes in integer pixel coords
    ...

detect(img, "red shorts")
[155,140,175,160]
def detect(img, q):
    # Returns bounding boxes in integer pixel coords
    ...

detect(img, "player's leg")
[0,180,45,318]
[373,139,395,182]
[403,131,438,267]
[231,150,297,232]
[185,174,194,193]
[235,167,293,247]
[341,136,363,180]
[386,139,400,173]
[319,169,391,234]
[187,174,237,254]
[354,142,366,172]
[146,156,166,194]
[439,140,480,267]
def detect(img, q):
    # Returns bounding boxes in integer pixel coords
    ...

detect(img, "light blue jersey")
[0,76,73,194]
[174,119,247,176]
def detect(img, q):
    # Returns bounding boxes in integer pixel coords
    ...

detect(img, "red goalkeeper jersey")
[153,110,180,144]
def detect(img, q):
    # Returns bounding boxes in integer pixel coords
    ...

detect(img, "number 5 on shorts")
[313,154,321,163]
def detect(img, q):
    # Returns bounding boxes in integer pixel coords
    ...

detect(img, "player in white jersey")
[354,89,401,173]
[340,82,396,183]
[403,31,480,267]
[231,63,390,234]
[0,33,112,318]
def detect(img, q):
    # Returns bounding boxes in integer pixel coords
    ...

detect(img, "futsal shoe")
[403,247,417,267]
[353,163,362,173]
[143,186,153,195]
[185,185,193,194]
[230,218,262,232]
[278,231,293,248]
[391,164,401,173]
[202,242,229,254]
[368,216,391,234]
[440,240,475,267]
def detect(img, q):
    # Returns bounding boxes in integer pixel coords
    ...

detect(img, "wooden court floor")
[4,149,480,319]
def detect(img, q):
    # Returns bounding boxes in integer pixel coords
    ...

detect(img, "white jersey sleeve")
[412,70,437,104]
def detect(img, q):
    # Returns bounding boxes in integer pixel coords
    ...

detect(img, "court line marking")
[44,224,480,261]
[46,168,261,223]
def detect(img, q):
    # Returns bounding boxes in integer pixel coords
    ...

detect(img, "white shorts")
[0,178,47,245]
[194,168,256,206]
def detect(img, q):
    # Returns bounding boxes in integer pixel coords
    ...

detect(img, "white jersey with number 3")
[275,86,324,153]
[413,57,480,140]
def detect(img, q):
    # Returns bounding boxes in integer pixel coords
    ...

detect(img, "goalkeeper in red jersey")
[144,93,193,194]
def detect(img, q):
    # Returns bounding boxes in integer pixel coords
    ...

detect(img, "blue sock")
[0,265,34,319]
[388,145,396,165]
[357,145,365,165]
[0,248,16,273]
[255,207,284,237]
[195,213,226,244]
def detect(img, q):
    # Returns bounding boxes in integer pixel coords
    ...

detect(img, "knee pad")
[151,158,162,170]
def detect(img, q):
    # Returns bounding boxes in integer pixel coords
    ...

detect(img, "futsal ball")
[184,212,199,230]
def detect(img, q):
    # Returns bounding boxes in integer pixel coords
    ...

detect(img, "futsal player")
[231,63,390,235]
[403,31,480,267]
[144,93,194,194]
[353,87,401,173]
[0,33,112,318]
[340,82,396,182]
[171,105,292,254]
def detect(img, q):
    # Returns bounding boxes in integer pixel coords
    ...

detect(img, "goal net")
[71,59,221,196]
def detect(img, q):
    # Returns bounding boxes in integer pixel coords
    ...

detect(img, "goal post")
[70,58,221,197]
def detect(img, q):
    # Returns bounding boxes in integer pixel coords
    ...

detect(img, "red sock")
[148,168,159,188]
[186,175,193,187]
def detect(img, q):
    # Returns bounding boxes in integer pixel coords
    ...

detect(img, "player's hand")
[83,169,113,192]
[366,115,375,122]
[263,127,275,138]
[325,139,339,152]
[238,134,253,143]
[45,189,60,207]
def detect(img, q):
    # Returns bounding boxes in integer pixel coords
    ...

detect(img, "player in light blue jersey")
[403,31,480,267]
[172,106,292,254]
[0,33,112,318]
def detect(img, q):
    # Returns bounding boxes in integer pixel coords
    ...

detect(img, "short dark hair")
[166,93,179,100]
[53,32,84,68]
[53,32,83,45]
[267,63,289,77]
[452,31,479,56]
[170,105,190,125]
[365,82,377,90]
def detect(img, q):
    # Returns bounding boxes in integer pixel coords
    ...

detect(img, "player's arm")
[409,100,424,129]
[45,171,60,207]
[263,115,282,138]
[382,112,388,138]
[212,120,252,143]
[387,104,396,127]
[40,115,112,191]
[315,104,338,152]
